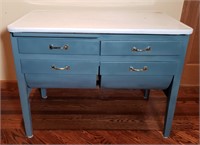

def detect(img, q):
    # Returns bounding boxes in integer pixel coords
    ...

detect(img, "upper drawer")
[18,37,99,55]
[101,41,181,56]
[100,62,177,75]
[21,59,99,74]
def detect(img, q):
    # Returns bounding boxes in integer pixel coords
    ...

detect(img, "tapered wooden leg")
[11,36,33,138]
[17,77,33,137]
[163,77,180,137]
[40,88,47,99]
[163,90,178,137]
[144,89,150,100]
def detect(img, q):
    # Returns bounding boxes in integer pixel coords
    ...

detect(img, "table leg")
[144,89,150,100]
[163,78,180,137]
[11,35,33,138]
[40,88,47,99]
[18,77,33,138]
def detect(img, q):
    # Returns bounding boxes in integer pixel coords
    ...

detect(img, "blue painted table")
[8,10,193,138]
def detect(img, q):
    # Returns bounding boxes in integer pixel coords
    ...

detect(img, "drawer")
[25,74,97,88]
[100,62,177,75]
[101,41,181,55]
[18,37,99,55]
[101,75,173,89]
[21,59,99,74]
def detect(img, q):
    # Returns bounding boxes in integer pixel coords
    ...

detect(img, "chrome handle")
[131,46,151,52]
[49,44,69,50]
[129,66,148,72]
[51,65,70,70]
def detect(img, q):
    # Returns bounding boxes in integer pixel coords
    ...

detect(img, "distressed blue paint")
[21,60,99,74]
[10,34,33,137]
[100,62,177,75]
[101,41,181,56]
[25,74,97,88]
[10,32,190,138]
[101,75,173,89]
[100,55,180,62]
[163,36,190,137]
[12,32,187,41]
[27,87,32,97]
[40,88,47,99]
[18,37,99,55]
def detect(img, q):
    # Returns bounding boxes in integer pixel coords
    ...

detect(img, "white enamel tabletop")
[7,7,193,34]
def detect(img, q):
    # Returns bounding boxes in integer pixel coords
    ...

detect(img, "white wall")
[0,0,184,80]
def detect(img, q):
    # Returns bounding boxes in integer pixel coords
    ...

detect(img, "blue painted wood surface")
[18,37,99,55]
[10,32,190,138]
[101,41,181,55]
[21,60,99,74]
[25,74,97,88]
[40,88,47,99]
[10,34,33,137]
[101,75,173,89]
[100,62,177,75]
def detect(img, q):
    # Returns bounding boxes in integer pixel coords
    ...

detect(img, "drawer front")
[25,74,97,88]
[101,62,177,75]
[101,41,181,56]
[21,60,99,74]
[18,37,99,55]
[101,75,173,89]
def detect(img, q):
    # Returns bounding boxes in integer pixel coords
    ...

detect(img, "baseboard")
[180,84,200,87]
[1,80,18,90]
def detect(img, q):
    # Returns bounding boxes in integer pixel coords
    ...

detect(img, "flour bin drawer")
[101,75,173,89]
[100,62,177,75]
[25,74,97,88]
[21,60,99,74]
[101,41,181,55]
[18,37,99,55]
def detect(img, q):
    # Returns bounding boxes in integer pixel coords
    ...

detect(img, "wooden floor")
[1,82,199,144]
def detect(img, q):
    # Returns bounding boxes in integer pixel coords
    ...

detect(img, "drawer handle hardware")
[131,46,151,52]
[49,44,69,50]
[129,66,148,72]
[51,65,70,71]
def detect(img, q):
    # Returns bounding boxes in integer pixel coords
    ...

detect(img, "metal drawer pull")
[131,46,151,52]
[51,65,70,70]
[49,44,68,50]
[129,66,148,72]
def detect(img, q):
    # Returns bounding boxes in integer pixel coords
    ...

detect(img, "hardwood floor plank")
[1,97,198,116]
[1,83,199,144]
[1,114,198,130]
[1,129,199,144]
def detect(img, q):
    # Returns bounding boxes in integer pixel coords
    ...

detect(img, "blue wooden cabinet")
[8,10,192,138]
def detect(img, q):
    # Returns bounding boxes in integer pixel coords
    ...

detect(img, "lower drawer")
[21,59,98,74]
[101,75,173,89]
[25,74,97,88]
[101,62,177,75]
